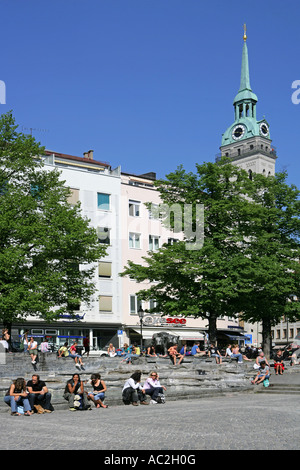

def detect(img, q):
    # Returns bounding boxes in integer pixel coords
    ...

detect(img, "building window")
[149,235,159,251]
[129,232,141,249]
[67,188,79,206]
[148,203,160,219]
[99,296,112,313]
[67,299,81,311]
[129,200,140,217]
[168,238,178,245]
[149,299,158,312]
[130,295,142,314]
[97,193,110,211]
[282,329,287,339]
[97,227,110,245]
[98,262,112,278]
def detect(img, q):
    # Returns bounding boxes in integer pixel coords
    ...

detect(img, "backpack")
[156,393,165,404]
[263,379,270,387]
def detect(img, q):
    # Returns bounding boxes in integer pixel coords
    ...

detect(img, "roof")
[44,150,111,168]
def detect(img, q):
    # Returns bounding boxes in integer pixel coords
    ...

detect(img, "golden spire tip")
[243,23,247,41]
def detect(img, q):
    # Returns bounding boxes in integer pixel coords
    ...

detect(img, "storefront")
[127,313,205,351]
[11,323,121,352]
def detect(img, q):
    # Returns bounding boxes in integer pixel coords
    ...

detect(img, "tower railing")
[215,144,277,163]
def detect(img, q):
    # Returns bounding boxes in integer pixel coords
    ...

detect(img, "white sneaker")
[150,399,158,404]
[31,361,36,364]
[75,364,81,369]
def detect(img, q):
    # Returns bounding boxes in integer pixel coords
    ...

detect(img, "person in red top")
[69,342,85,370]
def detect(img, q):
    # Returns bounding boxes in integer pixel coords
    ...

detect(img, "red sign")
[166,318,187,325]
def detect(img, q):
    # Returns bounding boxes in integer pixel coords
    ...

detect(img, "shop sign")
[142,315,186,327]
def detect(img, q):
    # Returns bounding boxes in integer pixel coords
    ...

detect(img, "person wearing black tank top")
[87,373,108,408]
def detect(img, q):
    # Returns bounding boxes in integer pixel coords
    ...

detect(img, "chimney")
[83,151,89,159]
[88,149,94,160]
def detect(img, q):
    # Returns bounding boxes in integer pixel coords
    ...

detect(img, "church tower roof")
[221,25,270,148]
[233,27,258,105]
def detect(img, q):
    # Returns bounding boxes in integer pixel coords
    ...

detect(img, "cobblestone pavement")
[1,392,299,452]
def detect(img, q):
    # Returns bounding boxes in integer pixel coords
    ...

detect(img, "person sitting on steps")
[87,373,108,408]
[122,370,149,406]
[168,344,184,366]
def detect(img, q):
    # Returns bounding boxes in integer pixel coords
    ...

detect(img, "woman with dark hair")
[87,373,108,408]
[4,378,32,416]
[122,370,149,406]
[63,373,91,411]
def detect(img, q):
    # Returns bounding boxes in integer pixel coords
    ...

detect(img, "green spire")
[233,25,257,105]
[239,40,251,91]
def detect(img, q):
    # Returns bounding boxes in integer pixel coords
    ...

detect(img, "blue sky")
[1,0,300,186]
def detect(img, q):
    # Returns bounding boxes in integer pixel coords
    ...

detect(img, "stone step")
[255,384,300,394]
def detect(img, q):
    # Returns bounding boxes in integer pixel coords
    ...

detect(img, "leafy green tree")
[236,171,300,357]
[0,112,107,327]
[121,159,255,343]
[121,160,300,354]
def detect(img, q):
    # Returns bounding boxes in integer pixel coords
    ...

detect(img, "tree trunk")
[208,314,218,345]
[262,317,272,359]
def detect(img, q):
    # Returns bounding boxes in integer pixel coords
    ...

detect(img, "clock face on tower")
[232,124,245,140]
[259,122,269,137]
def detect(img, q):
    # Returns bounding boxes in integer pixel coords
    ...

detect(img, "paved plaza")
[1,391,299,452]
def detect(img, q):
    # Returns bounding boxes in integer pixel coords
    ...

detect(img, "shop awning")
[179,331,204,341]
[223,334,246,341]
[131,328,204,340]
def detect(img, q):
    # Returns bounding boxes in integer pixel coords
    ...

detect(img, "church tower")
[219,26,277,177]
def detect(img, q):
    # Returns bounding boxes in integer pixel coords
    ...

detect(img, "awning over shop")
[130,328,204,340]
[223,334,246,341]
[179,331,205,341]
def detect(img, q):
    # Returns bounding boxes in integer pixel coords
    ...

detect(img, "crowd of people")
[3,369,167,415]
[3,337,300,415]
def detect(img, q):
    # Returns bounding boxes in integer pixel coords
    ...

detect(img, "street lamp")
[138,306,144,353]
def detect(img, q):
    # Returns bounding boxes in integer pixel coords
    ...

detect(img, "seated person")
[143,371,167,403]
[69,342,85,370]
[4,377,32,416]
[179,344,192,356]
[168,344,184,366]
[107,343,117,357]
[122,344,139,364]
[274,350,285,375]
[27,374,54,413]
[190,342,205,357]
[254,351,270,370]
[147,346,158,357]
[208,344,222,364]
[63,373,91,411]
[122,370,148,406]
[87,373,108,408]
[251,361,271,385]
[58,342,69,358]
[284,345,299,366]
